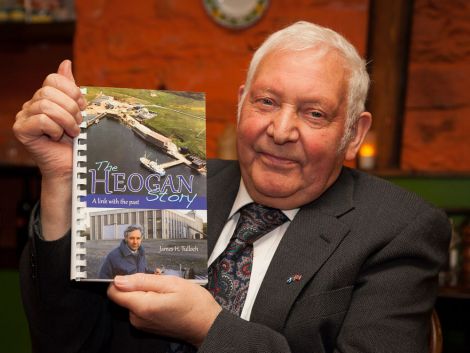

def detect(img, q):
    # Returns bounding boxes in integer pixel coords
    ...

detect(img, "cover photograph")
[71,86,207,284]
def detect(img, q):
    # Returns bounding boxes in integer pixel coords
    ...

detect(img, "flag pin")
[286,274,302,284]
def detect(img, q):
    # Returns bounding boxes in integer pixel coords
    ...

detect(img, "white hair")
[238,21,370,150]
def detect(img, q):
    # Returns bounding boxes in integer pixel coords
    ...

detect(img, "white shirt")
[208,180,299,320]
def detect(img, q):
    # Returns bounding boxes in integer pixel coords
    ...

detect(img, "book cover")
[71,86,207,284]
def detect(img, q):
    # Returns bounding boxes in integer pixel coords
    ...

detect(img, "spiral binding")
[71,111,88,280]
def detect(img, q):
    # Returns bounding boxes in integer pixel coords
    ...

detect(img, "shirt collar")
[228,179,300,221]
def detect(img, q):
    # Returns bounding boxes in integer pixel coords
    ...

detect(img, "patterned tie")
[207,203,288,316]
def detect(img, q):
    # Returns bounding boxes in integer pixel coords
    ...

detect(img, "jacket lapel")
[250,168,355,331]
[206,160,240,254]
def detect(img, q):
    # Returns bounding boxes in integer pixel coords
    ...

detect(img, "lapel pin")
[286,274,302,284]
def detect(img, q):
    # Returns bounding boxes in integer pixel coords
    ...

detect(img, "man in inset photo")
[99,225,151,279]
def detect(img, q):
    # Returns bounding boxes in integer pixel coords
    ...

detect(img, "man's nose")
[267,106,299,144]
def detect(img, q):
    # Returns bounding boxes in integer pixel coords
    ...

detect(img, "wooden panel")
[366,0,413,169]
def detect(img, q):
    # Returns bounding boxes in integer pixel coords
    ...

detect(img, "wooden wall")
[402,0,470,172]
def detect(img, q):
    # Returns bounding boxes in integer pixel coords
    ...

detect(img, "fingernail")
[76,112,83,124]
[73,124,81,137]
[114,275,129,287]
[78,97,87,110]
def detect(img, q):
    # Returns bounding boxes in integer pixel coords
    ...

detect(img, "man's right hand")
[13,59,86,179]
[13,59,86,240]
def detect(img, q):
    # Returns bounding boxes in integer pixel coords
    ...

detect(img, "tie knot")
[234,203,288,244]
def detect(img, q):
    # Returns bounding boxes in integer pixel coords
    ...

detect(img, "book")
[71,86,207,284]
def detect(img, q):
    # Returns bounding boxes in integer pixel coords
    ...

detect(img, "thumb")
[57,59,75,83]
[114,273,183,293]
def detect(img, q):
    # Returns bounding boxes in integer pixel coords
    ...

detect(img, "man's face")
[125,229,142,251]
[237,48,361,209]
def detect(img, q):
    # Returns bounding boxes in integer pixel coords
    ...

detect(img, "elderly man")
[14,21,449,353]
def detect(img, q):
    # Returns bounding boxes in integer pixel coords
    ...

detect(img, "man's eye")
[260,98,274,105]
[309,111,323,119]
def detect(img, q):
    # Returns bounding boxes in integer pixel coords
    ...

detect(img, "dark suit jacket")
[20,159,450,353]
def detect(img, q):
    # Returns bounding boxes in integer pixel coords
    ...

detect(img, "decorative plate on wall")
[203,0,270,29]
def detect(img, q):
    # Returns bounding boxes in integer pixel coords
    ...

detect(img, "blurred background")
[0,0,469,352]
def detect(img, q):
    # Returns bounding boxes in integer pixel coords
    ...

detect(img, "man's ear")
[344,112,372,161]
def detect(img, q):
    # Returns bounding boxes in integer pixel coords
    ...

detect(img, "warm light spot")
[360,143,376,157]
